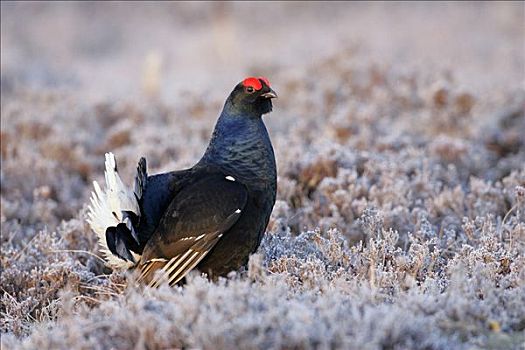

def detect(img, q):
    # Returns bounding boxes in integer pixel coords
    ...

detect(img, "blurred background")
[1,0,524,234]
[1,0,524,233]
[2,2,523,100]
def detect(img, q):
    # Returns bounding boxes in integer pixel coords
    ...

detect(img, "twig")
[501,203,518,250]
[50,249,107,264]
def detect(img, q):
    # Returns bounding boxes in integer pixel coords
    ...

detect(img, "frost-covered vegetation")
[1,2,524,349]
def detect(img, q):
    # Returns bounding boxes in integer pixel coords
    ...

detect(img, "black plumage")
[104,77,278,285]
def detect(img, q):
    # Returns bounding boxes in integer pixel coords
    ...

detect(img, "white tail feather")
[87,152,141,269]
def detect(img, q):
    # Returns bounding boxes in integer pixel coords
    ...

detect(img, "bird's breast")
[221,139,276,187]
[200,117,277,189]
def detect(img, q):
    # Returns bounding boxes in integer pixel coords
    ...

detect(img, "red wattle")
[242,77,263,91]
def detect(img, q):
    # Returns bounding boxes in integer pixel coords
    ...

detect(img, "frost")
[1,2,525,349]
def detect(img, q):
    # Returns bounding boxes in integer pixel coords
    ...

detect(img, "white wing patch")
[87,152,141,269]
[195,234,206,241]
[148,248,211,288]
[225,175,235,181]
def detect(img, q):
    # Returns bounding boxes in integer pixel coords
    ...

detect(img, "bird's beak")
[261,89,278,99]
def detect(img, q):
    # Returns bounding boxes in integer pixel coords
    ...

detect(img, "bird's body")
[87,77,277,285]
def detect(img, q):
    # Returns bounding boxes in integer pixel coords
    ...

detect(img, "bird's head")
[225,76,277,117]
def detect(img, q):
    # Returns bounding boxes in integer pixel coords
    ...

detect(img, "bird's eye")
[246,86,254,93]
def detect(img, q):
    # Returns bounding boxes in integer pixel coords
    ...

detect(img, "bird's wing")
[139,173,247,287]
[136,168,195,244]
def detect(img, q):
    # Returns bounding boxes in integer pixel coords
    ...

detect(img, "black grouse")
[87,77,277,286]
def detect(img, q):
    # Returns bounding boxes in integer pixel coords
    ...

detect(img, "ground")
[1,2,524,349]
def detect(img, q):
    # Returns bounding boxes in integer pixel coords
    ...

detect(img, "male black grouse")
[87,77,277,286]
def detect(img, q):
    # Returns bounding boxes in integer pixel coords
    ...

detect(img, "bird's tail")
[87,153,146,269]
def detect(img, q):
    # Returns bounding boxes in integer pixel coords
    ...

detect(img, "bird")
[87,76,277,286]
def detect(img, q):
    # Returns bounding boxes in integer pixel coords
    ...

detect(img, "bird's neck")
[199,113,276,186]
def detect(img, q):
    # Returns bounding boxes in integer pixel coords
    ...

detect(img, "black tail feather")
[106,223,141,263]
[122,210,141,245]
[134,157,147,202]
